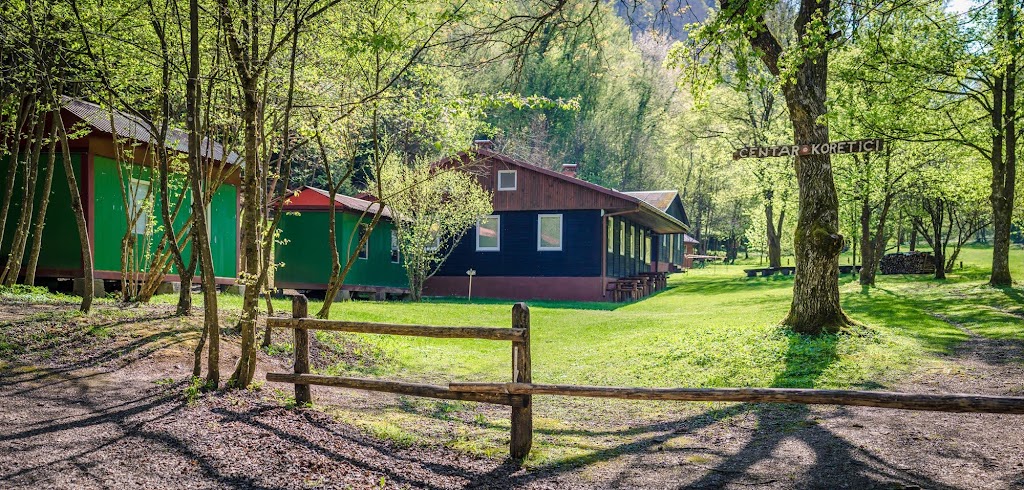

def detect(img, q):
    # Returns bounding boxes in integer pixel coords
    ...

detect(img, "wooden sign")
[732,139,884,160]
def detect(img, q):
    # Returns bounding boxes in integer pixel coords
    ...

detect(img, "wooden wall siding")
[652,233,686,266]
[664,197,688,224]
[436,210,603,278]
[465,156,635,212]
[604,216,653,278]
[275,210,406,289]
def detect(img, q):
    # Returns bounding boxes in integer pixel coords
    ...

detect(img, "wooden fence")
[267,296,1024,461]
[265,295,533,459]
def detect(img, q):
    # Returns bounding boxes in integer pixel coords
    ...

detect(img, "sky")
[946,0,974,14]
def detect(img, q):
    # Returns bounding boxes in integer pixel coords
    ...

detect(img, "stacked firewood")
[879,251,936,275]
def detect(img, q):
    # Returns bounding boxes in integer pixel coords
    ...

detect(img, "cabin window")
[357,223,369,259]
[497,170,517,191]
[606,219,613,253]
[538,214,563,251]
[128,179,151,235]
[645,234,651,263]
[619,221,625,256]
[629,225,636,259]
[476,215,500,251]
[390,229,400,263]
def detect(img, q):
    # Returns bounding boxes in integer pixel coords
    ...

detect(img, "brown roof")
[444,148,688,234]
[622,190,678,213]
[62,97,240,165]
[683,234,699,244]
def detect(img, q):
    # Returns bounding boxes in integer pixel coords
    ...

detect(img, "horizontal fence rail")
[266,317,526,342]
[268,295,1024,465]
[267,295,534,460]
[266,373,524,407]
[448,382,1024,414]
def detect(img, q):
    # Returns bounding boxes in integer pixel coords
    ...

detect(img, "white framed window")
[357,223,369,259]
[497,170,517,191]
[128,178,151,235]
[620,222,626,256]
[538,214,563,251]
[390,229,400,263]
[630,225,636,259]
[476,215,500,251]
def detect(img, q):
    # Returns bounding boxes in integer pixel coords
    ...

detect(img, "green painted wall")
[275,210,407,289]
[0,153,83,271]
[91,155,237,278]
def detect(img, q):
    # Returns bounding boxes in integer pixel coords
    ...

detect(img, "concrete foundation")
[333,289,351,302]
[224,284,246,296]
[155,282,181,295]
[73,278,106,297]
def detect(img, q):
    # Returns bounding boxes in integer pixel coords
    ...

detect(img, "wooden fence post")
[293,294,312,405]
[510,302,532,460]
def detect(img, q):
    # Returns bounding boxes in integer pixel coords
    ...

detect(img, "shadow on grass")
[459,332,947,488]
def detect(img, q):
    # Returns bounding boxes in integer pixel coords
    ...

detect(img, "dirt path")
[2,299,1024,489]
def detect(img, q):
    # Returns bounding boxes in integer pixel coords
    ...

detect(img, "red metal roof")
[282,186,392,218]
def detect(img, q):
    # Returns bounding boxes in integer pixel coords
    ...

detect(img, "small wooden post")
[510,302,532,461]
[293,294,312,405]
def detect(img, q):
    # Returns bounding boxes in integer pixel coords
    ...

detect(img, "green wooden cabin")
[0,98,240,287]
[275,186,408,299]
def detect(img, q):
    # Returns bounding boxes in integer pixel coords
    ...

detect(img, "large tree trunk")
[989,0,1016,287]
[730,0,851,334]
[779,62,850,333]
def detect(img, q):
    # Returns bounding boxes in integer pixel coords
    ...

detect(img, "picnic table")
[688,255,725,269]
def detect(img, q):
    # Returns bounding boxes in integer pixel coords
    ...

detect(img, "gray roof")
[62,97,240,165]
[622,190,679,212]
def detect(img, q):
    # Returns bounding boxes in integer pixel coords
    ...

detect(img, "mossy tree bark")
[721,0,853,334]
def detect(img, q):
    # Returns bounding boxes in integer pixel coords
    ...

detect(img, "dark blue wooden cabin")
[425,146,688,301]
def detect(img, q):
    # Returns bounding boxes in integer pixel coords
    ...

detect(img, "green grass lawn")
[152,244,1022,464]
[179,244,1023,392]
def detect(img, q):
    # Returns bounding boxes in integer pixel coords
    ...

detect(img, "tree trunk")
[730,0,851,333]
[24,122,57,286]
[779,57,850,333]
[2,110,45,285]
[318,187,344,318]
[858,195,872,286]
[764,195,782,268]
[54,101,94,313]
[989,1,1016,286]
[189,0,218,385]
[230,79,262,388]
[0,95,34,251]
